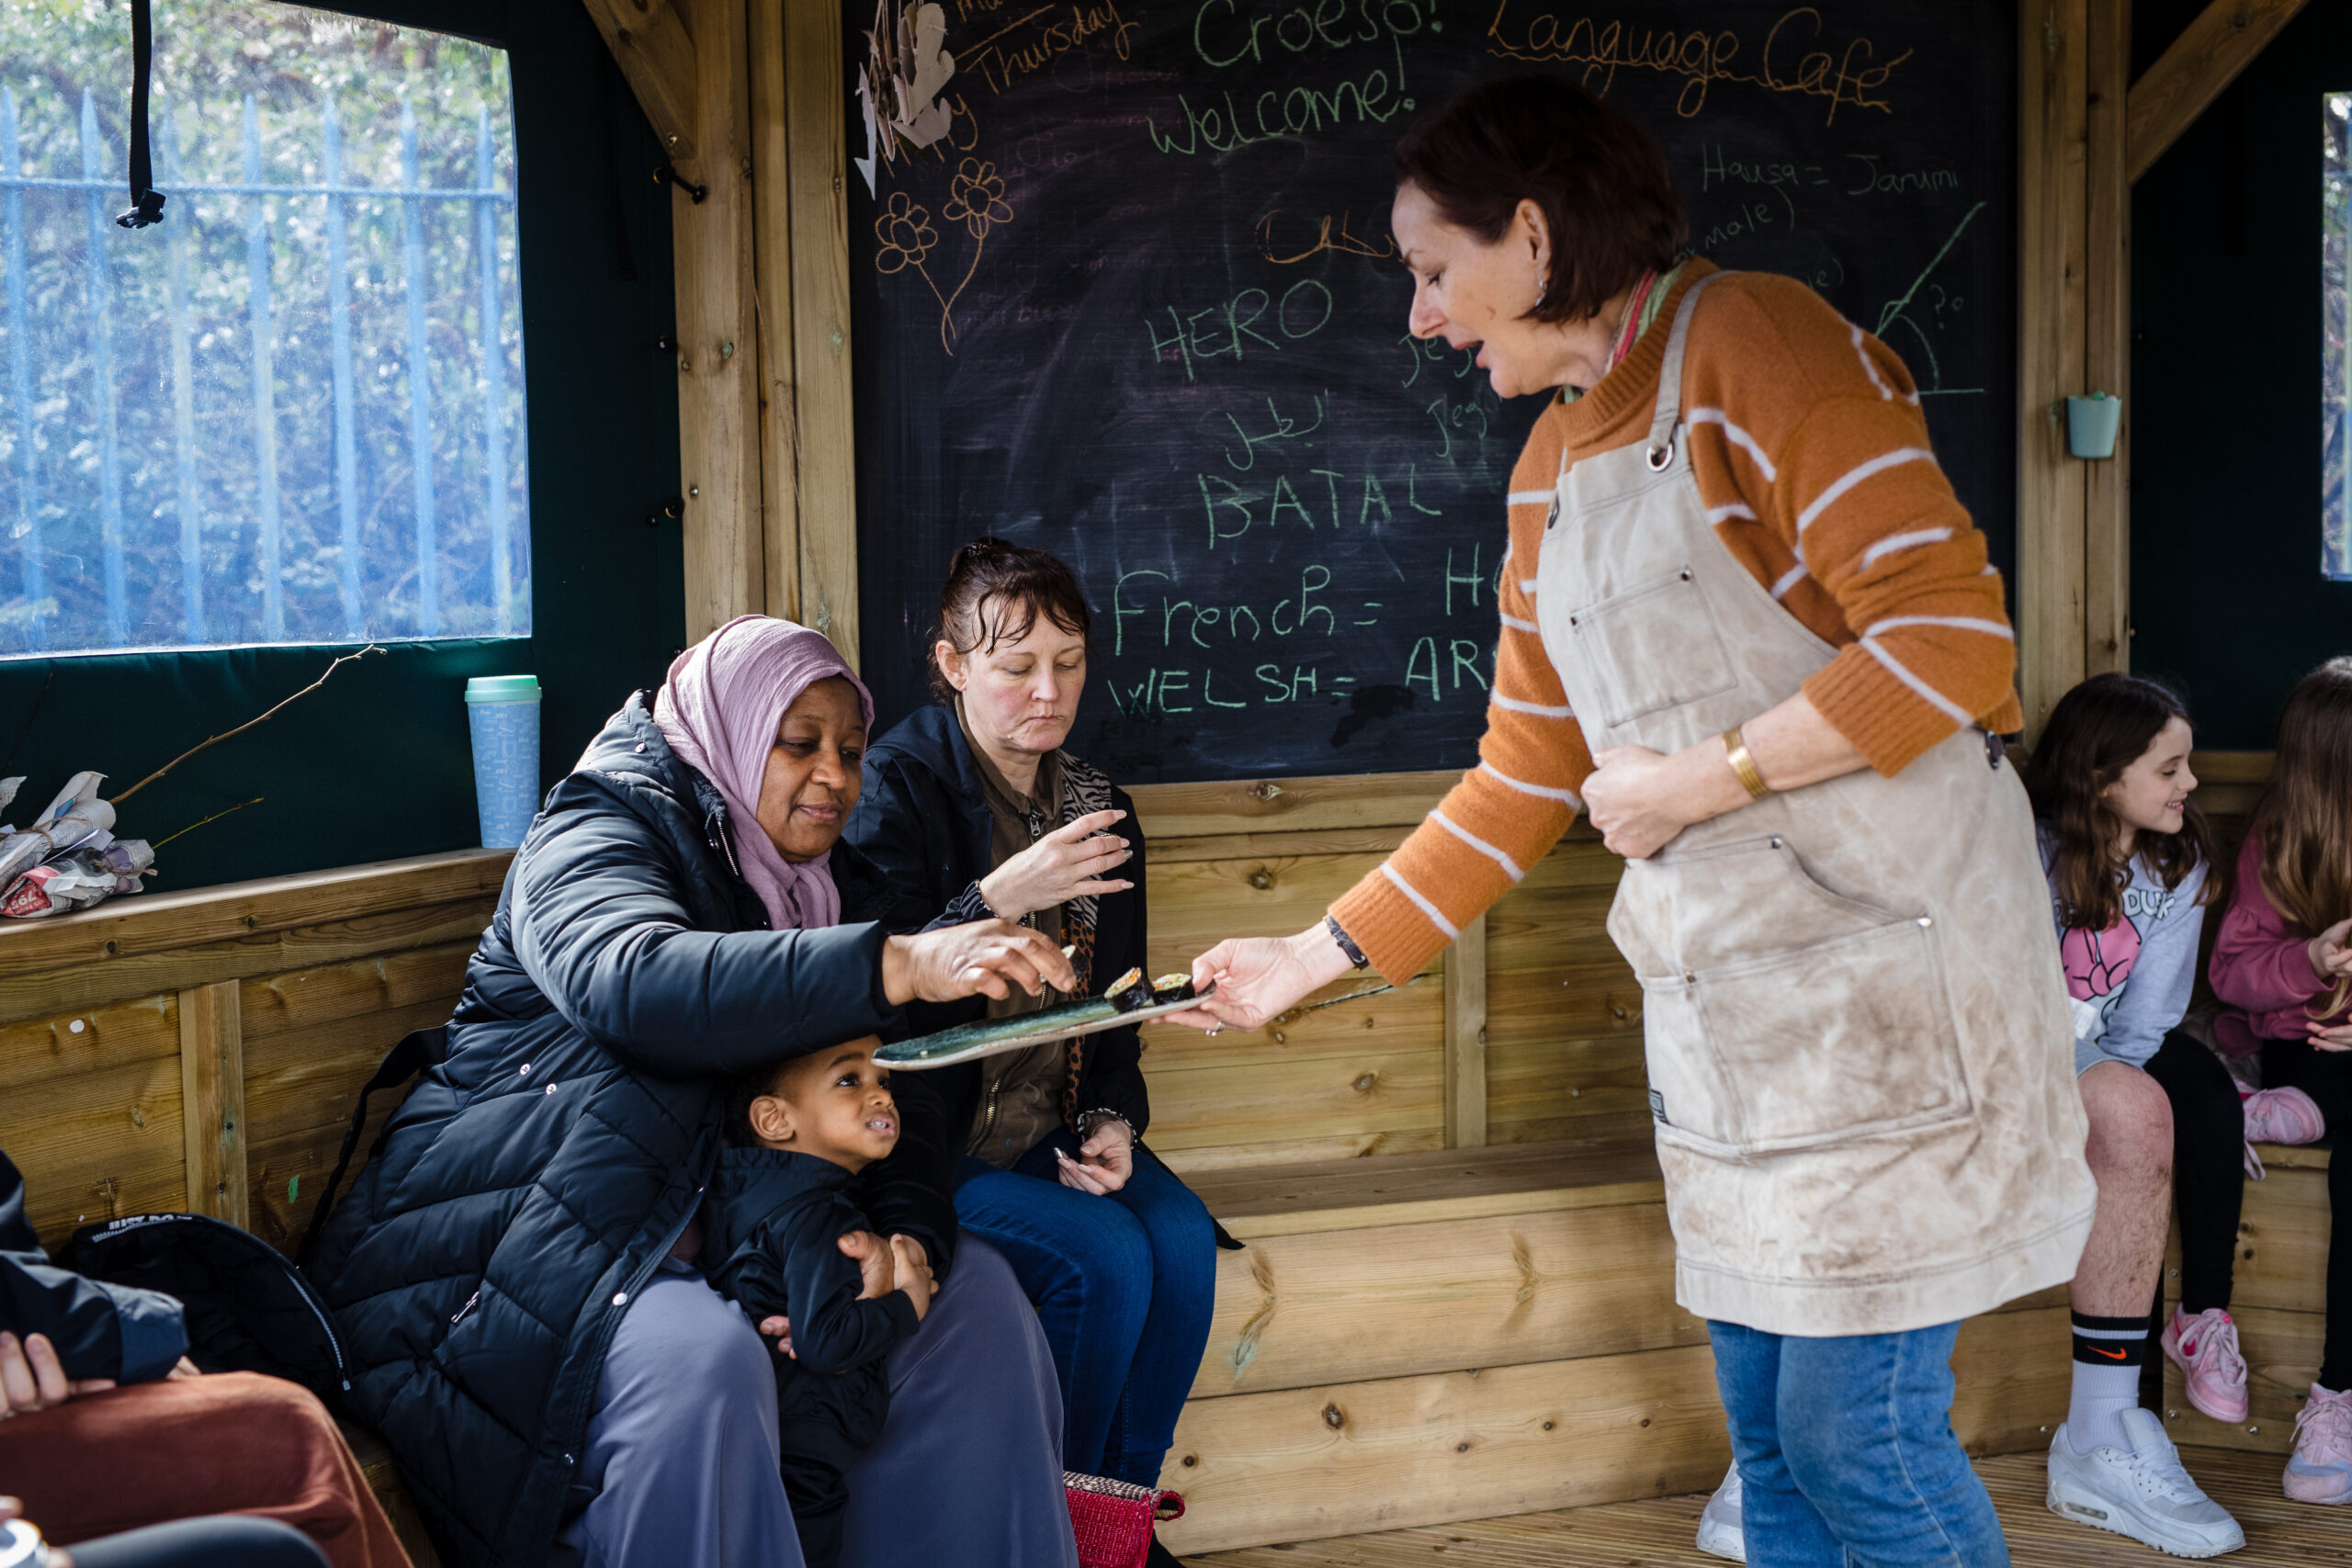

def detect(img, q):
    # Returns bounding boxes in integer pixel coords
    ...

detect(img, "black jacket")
[702,1148,919,1568]
[0,1150,185,1382]
[844,704,1152,1176]
[305,695,944,1568]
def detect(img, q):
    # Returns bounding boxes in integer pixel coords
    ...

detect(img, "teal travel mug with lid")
[465,675,541,849]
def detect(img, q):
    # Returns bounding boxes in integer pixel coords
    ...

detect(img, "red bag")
[1064,1471,1184,1568]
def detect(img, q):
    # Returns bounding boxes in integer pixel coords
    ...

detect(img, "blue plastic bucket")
[465,674,542,849]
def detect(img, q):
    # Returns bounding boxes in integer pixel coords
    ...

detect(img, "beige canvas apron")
[1534,274,2096,1336]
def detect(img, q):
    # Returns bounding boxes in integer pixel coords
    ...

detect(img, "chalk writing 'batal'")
[1484,5,1911,123]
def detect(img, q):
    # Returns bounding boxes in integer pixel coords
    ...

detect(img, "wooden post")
[2083,0,2130,677]
[2126,0,2310,183]
[782,0,862,664]
[1443,913,1487,1150]
[2016,0,2089,739]
[748,0,801,626]
[671,0,764,642]
[177,980,247,1226]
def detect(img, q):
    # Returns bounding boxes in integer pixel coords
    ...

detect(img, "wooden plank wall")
[1127,771,1647,1176]
[0,852,507,1250]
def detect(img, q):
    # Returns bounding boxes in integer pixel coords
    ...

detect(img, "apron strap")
[1645,270,1731,463]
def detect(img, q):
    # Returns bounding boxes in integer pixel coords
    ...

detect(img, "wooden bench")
[1160,1138,2073,1556]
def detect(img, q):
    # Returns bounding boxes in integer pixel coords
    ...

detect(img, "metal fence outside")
[0,81,528,654]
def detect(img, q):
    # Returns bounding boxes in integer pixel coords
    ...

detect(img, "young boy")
[702,1036,933,1568]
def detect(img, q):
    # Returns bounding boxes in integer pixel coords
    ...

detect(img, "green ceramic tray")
[875,981,1217,1070]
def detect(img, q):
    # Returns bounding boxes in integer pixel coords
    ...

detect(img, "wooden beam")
[1128,770,1457,840]
[748,0,802,625]
[2083,0,2131,677]
[670,0,764,641]
[1442,914,1487,1149]
[177,980,247,1226]
[2126,0,2309,184]
[579,0,700,164]
[2016,0,2090,739]
[783,0,863,663]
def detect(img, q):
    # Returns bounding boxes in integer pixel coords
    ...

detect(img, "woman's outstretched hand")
[1055,1121,1135,1195]
[1168,925,1355,1034]
[882,921,1076,1006]
[979,809,1133,921]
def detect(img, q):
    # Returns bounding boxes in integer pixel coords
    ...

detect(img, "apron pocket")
[1631,839,1972,1156]
[1559,566,1739,728]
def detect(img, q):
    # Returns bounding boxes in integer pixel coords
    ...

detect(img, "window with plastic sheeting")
[0,0,528,655]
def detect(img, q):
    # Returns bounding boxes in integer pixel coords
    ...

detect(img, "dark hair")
[720,1059,791,1148]
[1392,73,1687,325]
[928,538,1091,701]
[2025,672,2213,931]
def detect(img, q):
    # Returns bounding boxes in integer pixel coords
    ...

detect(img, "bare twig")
[113,645,383,806]
[153,796,263,850]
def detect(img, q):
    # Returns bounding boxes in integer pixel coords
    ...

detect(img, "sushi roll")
[1104,967,1149,1012]
[1149,973,1196,1005]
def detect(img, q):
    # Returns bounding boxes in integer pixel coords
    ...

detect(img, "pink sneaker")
[2245,1086,2326,1145]
[2287,1384,2352,1503]
[2162,1307,2250,1424]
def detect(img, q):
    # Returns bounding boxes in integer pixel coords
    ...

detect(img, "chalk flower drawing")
[875,159,1014,355]
[943,158,1012,242]
[875,192,938,272]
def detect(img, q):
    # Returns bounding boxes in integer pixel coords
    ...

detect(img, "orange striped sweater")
[1329,260,2023,983]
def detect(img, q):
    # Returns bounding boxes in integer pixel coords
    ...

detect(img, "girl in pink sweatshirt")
[2210,656,2352,1503]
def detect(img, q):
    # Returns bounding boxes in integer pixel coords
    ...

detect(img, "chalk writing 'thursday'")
[1484,5,1911,123]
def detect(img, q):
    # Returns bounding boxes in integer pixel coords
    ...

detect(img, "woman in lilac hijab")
[308,616,1081,1568]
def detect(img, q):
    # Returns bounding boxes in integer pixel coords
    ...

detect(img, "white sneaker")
[1696,1461,1746,1562]
[2046,1408,2245,1557]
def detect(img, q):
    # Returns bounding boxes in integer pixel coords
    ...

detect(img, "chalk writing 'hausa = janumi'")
[1484,5,1910,123]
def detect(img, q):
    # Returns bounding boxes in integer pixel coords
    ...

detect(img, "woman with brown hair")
[1171,73,2107,1565]
[2211,655,2352,1503]
[846,540,1216,1568]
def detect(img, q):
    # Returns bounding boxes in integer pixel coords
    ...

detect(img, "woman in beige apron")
[1180,76,2108,1567]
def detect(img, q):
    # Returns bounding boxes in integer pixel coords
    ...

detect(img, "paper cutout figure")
[856,0,956,196]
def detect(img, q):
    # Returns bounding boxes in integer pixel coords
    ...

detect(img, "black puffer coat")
[306,695,946,1568]
[844,703,1150,1184]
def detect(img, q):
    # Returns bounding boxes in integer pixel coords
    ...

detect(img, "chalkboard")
[849,0,2018,783]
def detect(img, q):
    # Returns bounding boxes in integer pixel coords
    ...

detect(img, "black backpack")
[57,1024,448,1402]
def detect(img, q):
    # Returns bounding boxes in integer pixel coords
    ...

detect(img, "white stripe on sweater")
[1498,612,1538,632]
[1796,447,1937,533]
[1431,809,1526,882]
[1858,525,1955,571]
[1706,502,1757,525]
[1864,614,2013,639]
[1770,562,1808,600]
[1380,863,1460,941]
[1850,322,1895,401]
[1508,490,1555,506]
[1688,408,1778,481]
[1492,692,1575,718]
[1479,761,1582,806]
[1860,637,1974,726]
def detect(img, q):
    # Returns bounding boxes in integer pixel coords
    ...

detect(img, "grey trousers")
[557,1237,1077,1568]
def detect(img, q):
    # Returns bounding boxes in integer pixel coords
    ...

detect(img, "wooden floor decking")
[1193,1447,2352,1566]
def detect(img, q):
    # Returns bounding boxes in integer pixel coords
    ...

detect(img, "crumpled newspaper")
[0,773,154,918]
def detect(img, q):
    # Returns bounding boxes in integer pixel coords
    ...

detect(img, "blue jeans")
[956,1130,1216,1485]
[1709,1319,2009,1568]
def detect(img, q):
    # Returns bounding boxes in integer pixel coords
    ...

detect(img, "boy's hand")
[890,1234,936,1322]
[840,1230,896,1300]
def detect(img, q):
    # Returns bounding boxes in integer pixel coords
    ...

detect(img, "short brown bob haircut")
[1393,74,1687,326]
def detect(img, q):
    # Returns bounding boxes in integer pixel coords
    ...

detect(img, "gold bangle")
[1722,726,1772,801]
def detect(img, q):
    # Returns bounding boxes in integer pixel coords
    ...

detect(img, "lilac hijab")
[651,615,876,931]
